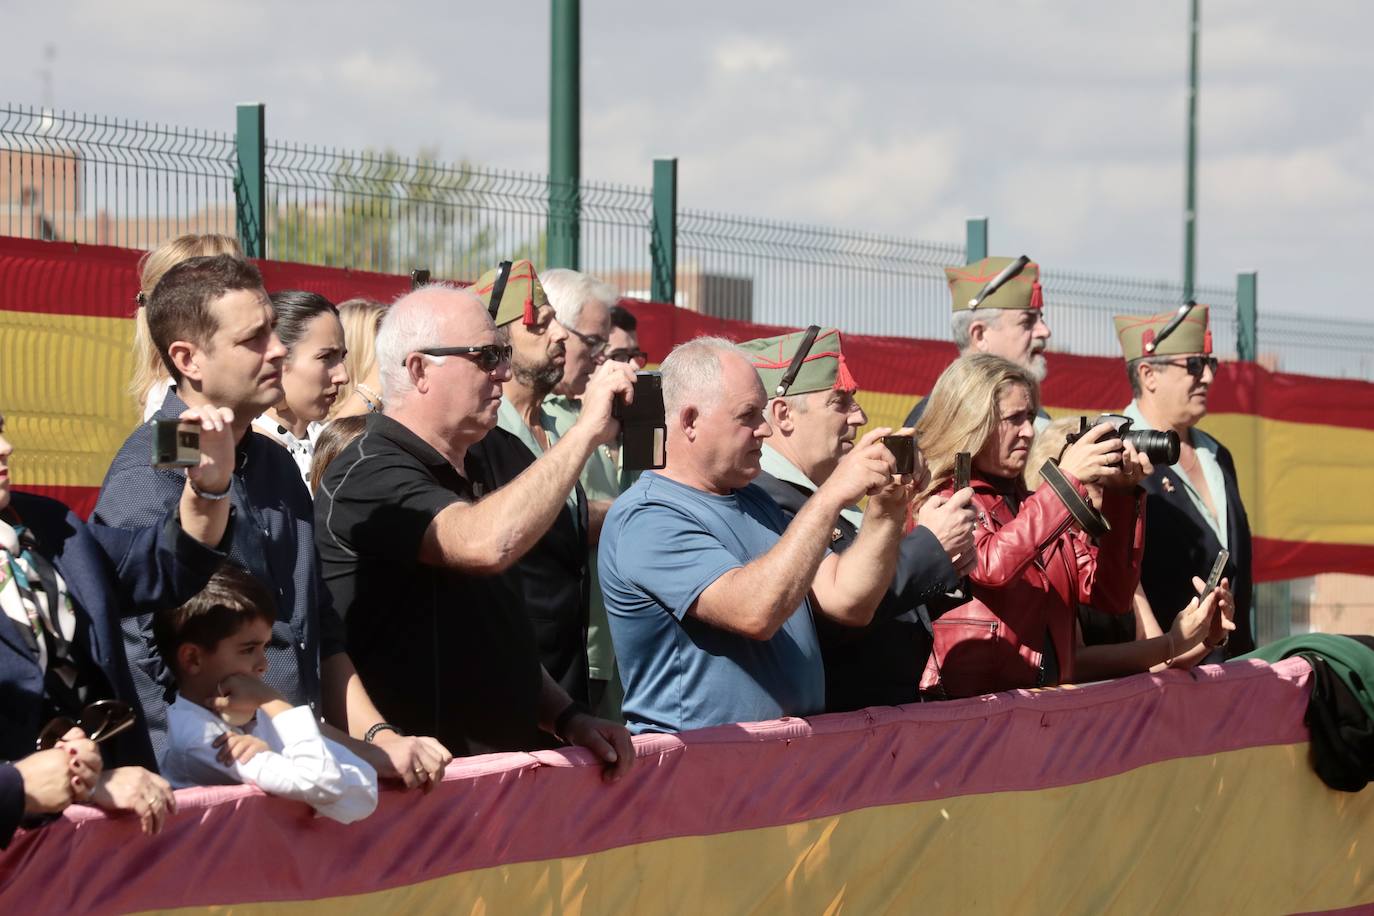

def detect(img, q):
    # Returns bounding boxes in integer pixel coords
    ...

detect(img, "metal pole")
[1236,271,1257,362]
[651,158,678,304]
[965,217,988,262]
[1183,0,1200,301]
[549,0,581,269]
[234,102,265,258]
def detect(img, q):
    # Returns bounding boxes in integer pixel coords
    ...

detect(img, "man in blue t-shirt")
[600,336,915,735]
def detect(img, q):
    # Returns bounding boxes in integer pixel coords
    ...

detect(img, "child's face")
[198,617,272,724]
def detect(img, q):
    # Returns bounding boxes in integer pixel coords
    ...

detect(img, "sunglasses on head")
[411,344,513,371]
[607,347,648,365]
[1156,355,1218,378]
[36,699,137,751]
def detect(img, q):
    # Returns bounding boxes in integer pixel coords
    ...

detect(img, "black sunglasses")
[410,344,513,371]
[1157,355,1218,378]
[607,347,648,364]
[566,327,608,356]
[37,699,138,751]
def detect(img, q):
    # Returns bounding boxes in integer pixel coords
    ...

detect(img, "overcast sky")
[3,0,1372,321]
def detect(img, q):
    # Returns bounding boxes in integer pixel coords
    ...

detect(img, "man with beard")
[741,327,976,710]
[1115,305,1253,656]
[314,277,636,775]
[485,262,603,706]
[903,256,1053,431]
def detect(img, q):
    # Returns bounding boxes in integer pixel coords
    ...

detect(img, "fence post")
[965,217,988,262]
[651,158,678,304]
[234,103,266,259]
[548,0,581,269]
[1236,270,1258,362]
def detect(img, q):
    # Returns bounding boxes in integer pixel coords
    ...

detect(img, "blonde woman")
[1026,418,1236,682]
[911,353,1148,697]
[329,299,388,419]
[130,234,244,420]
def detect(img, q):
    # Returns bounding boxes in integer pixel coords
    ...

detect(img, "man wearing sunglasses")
[314,272,636,781]
[538,269,626,720]
[1116,305,1253,656]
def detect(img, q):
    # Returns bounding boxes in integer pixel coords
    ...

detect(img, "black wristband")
[364,722,402,744]
[553,701,592,743]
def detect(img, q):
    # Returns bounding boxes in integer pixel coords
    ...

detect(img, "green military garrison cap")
[946,256,1044,312]
[1114,304,1213,360]
[740,326,859,398]
[468,259,548,327]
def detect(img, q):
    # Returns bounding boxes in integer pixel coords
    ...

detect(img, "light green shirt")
[759,444,866,531]
[542,394,623,691]
[1121,400,1229,548]
[496,396,580,520]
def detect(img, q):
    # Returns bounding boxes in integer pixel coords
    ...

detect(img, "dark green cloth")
[1240,633,1374,792]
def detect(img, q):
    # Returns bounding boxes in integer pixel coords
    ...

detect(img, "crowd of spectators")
[1,237,1253,845]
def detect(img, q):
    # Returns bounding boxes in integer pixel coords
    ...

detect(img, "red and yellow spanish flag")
[1,658,1370,912]
[1,234,1371,583]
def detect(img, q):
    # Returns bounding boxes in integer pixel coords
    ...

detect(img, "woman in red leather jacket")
[913,354,1148,698]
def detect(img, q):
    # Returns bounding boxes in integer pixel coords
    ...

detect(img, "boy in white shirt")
[154,566,377,824]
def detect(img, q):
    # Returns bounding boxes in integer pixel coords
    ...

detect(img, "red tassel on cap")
[1142,329,1157,354]
[1203,329,1213,354]
[523,297,537,326]
[834,353,859,392]
[1030,280,1044,311]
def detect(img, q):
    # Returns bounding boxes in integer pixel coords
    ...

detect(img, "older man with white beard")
[903,255,1053,431]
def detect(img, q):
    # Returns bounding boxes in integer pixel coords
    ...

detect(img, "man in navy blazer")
[1,406,235,845]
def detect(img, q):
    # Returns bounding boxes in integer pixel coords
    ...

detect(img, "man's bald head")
[377,284,491,401]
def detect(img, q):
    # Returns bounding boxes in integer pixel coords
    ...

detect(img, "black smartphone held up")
[151,419,200,468]
[613,371,666,471]
[954,452,972,491]
[881,434,916,476]
[410,268,431,289]
[1200,548,1230,602]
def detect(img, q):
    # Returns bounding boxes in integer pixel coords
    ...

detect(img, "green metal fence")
[0,104,237,249]
[4,101,1374,380]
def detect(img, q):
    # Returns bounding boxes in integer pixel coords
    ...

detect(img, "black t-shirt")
[468,428,590,705]
[314,414,543,756]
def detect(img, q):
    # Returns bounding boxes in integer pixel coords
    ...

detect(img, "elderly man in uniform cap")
[599,336,915,734]
[314,264,636,778]
[904,256,1052,430]
[741,327,978,711]
[1115,304,1253,657]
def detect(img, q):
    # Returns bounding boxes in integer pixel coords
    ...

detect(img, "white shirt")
[163,696,378,824]
[251,415,325,487]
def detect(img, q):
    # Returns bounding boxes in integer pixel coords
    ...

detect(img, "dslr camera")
[1065,414,1180,467]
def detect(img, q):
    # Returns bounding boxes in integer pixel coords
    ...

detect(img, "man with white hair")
[599,336,915,735]
[314,280,635,778]
[903,255,1052,430]
[539,268,626,718]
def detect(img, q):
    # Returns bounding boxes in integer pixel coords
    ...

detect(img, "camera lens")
[1122,429,1180,466]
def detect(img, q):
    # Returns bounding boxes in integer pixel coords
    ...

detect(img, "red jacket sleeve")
[970,485,1077,589]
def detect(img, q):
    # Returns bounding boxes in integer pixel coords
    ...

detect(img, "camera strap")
[1039,459,1110,539]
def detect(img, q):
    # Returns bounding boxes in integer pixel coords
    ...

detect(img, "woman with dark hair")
[912,354,1152,698]
[0,406,236,842]
[252,291,350,484]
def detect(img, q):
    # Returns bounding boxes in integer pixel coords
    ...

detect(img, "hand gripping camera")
[1065,414,1180,467]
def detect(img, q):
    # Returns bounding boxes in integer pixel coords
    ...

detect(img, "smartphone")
[954,452,972,491]
[613,371,666,471]
[152,419,200,468]
[410,268,431,289]
[881,435,916,476]
[1200,548,1230,601]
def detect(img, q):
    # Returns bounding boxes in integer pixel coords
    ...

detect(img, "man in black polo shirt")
[315,279,635,778]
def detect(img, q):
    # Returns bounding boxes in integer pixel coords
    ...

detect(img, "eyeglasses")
[410,344,513,371]
[607,347,648,365]
[36,699,138,751]
[1156,355,1218,378]
[565,327,608,356]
